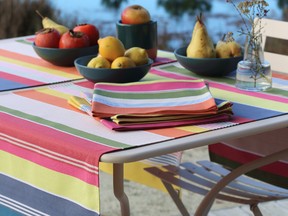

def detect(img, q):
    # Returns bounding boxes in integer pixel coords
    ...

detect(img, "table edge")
[100,114,288,163]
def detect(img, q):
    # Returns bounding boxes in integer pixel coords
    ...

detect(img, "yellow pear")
[216,34,231,58]
[111,57,136,69]
[216,32,242,58]
[36,10,69,35]
[87,56,111,68]
[124,47,149,66]
[98,36,125,62]
[228,41,242,57]
[186,14,216,58]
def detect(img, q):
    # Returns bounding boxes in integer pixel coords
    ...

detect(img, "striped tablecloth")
[0,36,176,92]
[0,36,83,91]
[0,59,287,215]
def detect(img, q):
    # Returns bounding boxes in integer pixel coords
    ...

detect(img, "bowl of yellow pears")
[74,36,153,83]
[175,14,243,77]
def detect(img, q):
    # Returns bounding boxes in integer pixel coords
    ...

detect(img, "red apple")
[73,23,99,46]
[59,30,90,49]
[34,28,60,48]
[121,5,151,25]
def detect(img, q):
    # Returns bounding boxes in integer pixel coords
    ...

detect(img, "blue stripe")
[0,80,27,91]
[231,102,283,120]
[0,205,23,216]
[0,174,99,216]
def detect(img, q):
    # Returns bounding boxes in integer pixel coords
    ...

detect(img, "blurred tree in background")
[157,0,211,17]
[0,0,287,50]
[0,0,60,39]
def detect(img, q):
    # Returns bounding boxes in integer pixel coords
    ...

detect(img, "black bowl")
[32,43,98,67]
[74,55,153,83]
[174,46,243,77]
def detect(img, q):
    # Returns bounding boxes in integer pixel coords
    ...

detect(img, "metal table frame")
[100,114,288,216]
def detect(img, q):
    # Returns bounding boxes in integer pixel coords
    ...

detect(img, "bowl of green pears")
[174,14,243,77]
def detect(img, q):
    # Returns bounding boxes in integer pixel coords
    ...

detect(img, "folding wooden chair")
[145,18,288,216]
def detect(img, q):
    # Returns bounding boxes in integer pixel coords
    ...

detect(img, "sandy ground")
[99,146,239,216]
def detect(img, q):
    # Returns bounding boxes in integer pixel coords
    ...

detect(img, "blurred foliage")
[0,0,61,39]
[0,0,287,50]
[157,0,211,17]
[278,0,288,8]
[101,0,211,17]
[101,0,128,9]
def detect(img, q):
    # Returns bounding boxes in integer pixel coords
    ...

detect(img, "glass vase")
[235,35,272,91]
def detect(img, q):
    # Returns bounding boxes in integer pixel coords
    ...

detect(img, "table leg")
[113,163,130,216]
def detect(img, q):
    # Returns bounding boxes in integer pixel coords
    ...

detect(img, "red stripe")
[151,67,288,103]
[0,49,79,74]
[150,68,196,80]
[0,71,44,85]
[0,136,99,185]
[0,112,116,185]
[273,71,288,80]
[75,80,95,89]
[95,80,205,92]
[208,82,288,104]
[209,143,288,177]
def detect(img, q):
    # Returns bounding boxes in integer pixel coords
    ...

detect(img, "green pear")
[36,10,69,35]
[186,14,216,58]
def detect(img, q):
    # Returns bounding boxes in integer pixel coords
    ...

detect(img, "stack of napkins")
[89,80,233,131]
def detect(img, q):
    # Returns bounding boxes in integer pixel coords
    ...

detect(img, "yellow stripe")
[157,50,176,59]
[37,88,71,99]
[0,56,81,79]
[211,88,288,112]
[178,125,208,133]
[0,151,99,212]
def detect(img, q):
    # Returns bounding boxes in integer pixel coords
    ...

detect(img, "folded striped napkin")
[89,80,233,131]
[92,80,218,117]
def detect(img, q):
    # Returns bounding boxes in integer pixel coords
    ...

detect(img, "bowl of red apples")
[32,23,99,67]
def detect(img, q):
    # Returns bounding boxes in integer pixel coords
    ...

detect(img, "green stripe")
[162,65,288,97]
[0,105,130,148]
[94,88,209,100]
[16,39,33,45]
[160,65,235,84]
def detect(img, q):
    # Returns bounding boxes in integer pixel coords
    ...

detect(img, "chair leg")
[162,180,190,216]
[250,203,263,216]
[195,148,288,216]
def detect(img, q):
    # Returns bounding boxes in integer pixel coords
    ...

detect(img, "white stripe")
[93,92,213,108]
[0,173,98,214]
[0,195,48,216]
[0,92,169,147]
[0,37,39,58]
[0,60,68,83]
[0,133,98,174]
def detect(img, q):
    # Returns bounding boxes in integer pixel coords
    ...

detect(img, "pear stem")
[35,10,44,19]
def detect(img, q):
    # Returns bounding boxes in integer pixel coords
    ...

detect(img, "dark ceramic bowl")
[32,43,98,67]
[174,46,243,77]
[74,55,153,83]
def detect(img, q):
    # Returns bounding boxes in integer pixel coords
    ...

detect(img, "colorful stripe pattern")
[0,54,287,215]
[149,63,288,190]
[0,36,83,91]
[0,37,177,92]
[92,80,218,117]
